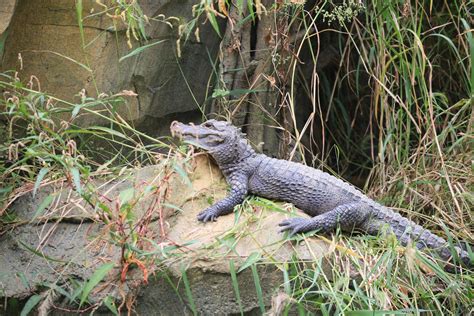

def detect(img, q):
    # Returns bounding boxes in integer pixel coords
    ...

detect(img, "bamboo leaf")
[33,167,49,197]
[119,188,135,205]
[32,195,54,220]
[75,0,84,46]
[80,262,115,307]
[70,167,82,194]
[20,294,42,316]
[207,11,221,37]
[119,40,167,62]
[172,163,192,187]
[229,260,243,315]
[17,240,66,263]
[237,252,261,273]
[181,267,197,314]
[103,296,119,315]
[251,264,265,314]
[347,311,418,316]
[87,126,129,139]
[236,0,244,15]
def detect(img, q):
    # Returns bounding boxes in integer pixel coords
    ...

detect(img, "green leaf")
[251,264,265,314]
[119,40,167,62]
[346,311,416,316]
[32,195,54,220]
[172,164,192,187]
[39,282,74,301]
[180,267,197,314]
[229,260,243,315]
[237,252,261,273]
[87,126,129,139]
[17,272,30,289]
[207,11,221,37]
[33,167,49,197]
[236,0,244,15]
[80,262,115,307]
[247,0,255,21]
[162,203,183,212]
[103,296,119,315]
[21,294,42,316]
[211,88,230,98]
[17,240,66,263]
[71,104,84,118]
[75,0,84,44]
[70,167,82,194]
[227,88,267,97]
[119,188,135,205]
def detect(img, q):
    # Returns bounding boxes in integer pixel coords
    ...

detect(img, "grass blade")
[181,267,197,315]
[119,40,167,62]
[70,167,82,194]
[206,11,221,37]
[229,259,243,315]
[32,195,54,220]
[20,294,42,316]
[17,240,66,263]
[250,264,265,314]
[33,167,49,197]
[103,296,119,315]
[237,252,261,273]
[80,262,115,307]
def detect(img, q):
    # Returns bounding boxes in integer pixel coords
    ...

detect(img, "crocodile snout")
[170,120,181,137]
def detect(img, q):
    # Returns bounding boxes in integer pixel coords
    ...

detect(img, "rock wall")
[0,0,16,35]
[0,0,220,133]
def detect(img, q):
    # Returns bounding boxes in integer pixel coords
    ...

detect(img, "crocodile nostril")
[170,121,181,137]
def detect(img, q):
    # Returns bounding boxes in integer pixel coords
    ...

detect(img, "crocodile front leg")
[197,173,249,222]
[279,203,370,236]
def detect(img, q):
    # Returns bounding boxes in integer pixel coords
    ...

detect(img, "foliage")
[278,230,473,314]
[0,72,175,314]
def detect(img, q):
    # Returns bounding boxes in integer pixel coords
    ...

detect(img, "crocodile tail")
[373,206,472,268]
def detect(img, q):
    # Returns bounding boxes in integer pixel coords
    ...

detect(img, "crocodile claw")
[197,208,218,222]
[278,218,311,236]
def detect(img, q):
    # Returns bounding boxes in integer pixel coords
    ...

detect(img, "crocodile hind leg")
[279,203,370,236]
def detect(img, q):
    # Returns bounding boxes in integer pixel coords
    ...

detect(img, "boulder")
[0,155,330,314]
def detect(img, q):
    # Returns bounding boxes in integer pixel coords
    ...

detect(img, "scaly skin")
[170,120,471,268]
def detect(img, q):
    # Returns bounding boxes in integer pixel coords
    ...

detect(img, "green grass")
[278,234,472,314]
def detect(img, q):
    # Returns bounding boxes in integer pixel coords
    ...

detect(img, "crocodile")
[170,119,472,268]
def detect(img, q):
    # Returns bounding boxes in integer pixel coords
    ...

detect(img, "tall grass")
[264,1,473,235]
[351,1,473,237]
[279,0,474,313]
[185,0,473,313]
[0,72,170,213]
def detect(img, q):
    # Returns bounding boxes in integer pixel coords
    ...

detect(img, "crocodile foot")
[197,208,219,222]
[279,217,317,236]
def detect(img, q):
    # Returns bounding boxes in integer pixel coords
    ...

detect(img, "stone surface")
[0,155,330,314]
[0,0,220,130]
[0,0,16,35]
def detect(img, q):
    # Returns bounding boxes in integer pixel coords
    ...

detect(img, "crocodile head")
[170,119,254,165]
